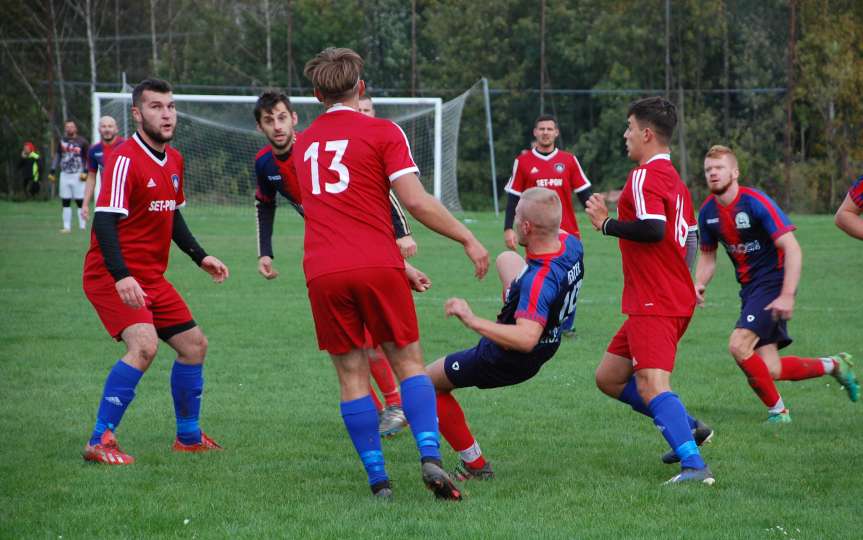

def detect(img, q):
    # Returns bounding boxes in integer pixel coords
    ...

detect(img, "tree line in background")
[2,0,861,212]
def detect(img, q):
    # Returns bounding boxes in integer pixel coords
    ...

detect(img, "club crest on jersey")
[171,174,179,192]
[554,163,565,173]
[735,212,751,229]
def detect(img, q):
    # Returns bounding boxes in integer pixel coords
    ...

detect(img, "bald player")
[427,187,585,480]
[82,116,126,221]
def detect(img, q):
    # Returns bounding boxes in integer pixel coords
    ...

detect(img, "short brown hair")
[304,48,364,102]
[705,144,738,166]
[628,96,677,144]
[133,78,172,108]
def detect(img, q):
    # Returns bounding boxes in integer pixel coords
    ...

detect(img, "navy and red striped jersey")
[254,145,303,214]
[847,175,863,209]
[497,232,584,351]
[699,186,795,286]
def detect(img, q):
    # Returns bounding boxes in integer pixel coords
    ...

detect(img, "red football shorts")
[606,315,691,372]
[307,267,419,355]
[83,274,194,340]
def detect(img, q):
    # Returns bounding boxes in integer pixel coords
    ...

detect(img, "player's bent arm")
[93,212,132,281]
[389,191,412,238]
[834,194,863,240]
[172,209,209,266]
[601,217,665,242]
[465,316,544,353]
[774,231,802,298]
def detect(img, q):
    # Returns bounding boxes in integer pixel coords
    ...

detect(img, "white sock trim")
[820,357,835,374]
[457,440,482,464]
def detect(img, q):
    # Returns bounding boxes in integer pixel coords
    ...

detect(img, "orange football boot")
[83,430,135,465]
[172,432,223,453]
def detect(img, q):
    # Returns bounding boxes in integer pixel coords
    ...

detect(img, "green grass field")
[1,200,861,539]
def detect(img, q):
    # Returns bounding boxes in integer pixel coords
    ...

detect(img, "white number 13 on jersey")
[304,140,350,194]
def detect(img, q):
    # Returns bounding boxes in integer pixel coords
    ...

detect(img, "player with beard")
[82,115,125,221]
[252,90,422,438]
[81,78,230,465]
[696,145,858,423]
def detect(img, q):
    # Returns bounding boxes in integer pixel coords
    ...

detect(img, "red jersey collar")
[526,231,568,260]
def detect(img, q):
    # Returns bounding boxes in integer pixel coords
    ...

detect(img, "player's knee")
[189,332,208,362]
[728,339,751,363]
[131,340,159,366]
[594,368,617,397]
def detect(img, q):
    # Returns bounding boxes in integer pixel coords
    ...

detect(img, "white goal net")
[92,92,473,211]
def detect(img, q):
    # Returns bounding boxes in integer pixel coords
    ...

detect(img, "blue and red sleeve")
[87,145,99,173]
[744,188,795,240]
[514,263,554,326]
[849,175,863,209]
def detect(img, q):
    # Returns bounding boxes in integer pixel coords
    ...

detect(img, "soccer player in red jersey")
[585,97,714,485]
[296,47,488,499]
[503,115,592,249]
[81,79,229,465]
[696,146,858,422]
[253,90,414,437]
[82,115,126,221]
[835,174,863,240]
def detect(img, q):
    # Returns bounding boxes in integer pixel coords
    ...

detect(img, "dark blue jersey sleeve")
[748,190,795,240]
[698,205,717,251]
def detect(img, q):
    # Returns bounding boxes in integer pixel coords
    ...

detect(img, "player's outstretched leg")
[777,353,859,403]
[436,391,494,481]
[83,360,143,465]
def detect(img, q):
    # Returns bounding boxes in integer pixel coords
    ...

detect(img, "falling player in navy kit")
[427,187,584,480]
[696,145,859,423]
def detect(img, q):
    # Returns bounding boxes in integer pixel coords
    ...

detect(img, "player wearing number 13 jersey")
[585,97,714,486]
[295,48,489,500]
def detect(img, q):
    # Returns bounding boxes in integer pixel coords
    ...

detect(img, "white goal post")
[92,92,452,206]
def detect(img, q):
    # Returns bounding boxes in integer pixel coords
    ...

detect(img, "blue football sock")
[400,374,442,462]
[90,360,144,445]
[619,377,698,428]
[648,392,706,470]
[340,396,388,486]
[171,361,203,445]
[618,377,652,417]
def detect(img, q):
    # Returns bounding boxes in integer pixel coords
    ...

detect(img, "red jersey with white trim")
[294,105,418,282]
[505,147,591,237]
[83,132,186,282]
[616,154,696,317]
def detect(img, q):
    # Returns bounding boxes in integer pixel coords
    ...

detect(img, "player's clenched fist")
[405,262,431,292]
[200,255,229,283]
[257,256,279,280]
[445,297,475,326]
[585,193,609,231]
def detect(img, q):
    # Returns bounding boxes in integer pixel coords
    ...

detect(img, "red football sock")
[368,348,401,407]
[436,391,486,468]
[738,353,782,408]
[369,384,384,412]
[778,356,826,381]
